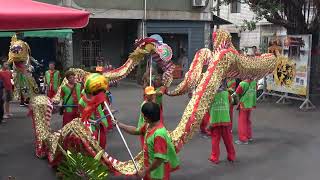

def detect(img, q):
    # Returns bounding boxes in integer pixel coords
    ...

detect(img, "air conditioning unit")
[192,0,206,7]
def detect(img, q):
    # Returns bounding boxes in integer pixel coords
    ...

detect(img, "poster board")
[265,35,312,96]
[258,34,315,110]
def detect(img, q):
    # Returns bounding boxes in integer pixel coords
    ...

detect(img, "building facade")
[38,0,225,71]
[214,0,287,53]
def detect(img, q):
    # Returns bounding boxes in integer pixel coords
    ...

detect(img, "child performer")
[117,102,180,180]
[78,73,112,149]
[60,71,82,126]
[137,86,156,148]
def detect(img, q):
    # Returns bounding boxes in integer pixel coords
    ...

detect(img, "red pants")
[238,109,252,142]
[93,124,107,149]
[210,126,236,162]
[200,112,210,134]
[230,105,234,127]
[62,109,79,127]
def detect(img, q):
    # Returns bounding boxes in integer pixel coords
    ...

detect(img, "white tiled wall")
[213,2,287,49]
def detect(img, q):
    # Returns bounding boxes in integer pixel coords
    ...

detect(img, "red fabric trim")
[235,86,244,95]
[146,123,164,139]
[71,87,79,105]
[49,70,54,92]
[229,82,236,89]
[212,122,231,127]
[238,103,256,110]
[139,124,147,135]
[143,141,150,179]
[154,136,167,154]
[81,92,106,121]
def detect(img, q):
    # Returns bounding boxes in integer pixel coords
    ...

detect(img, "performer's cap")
[144,86,156,95]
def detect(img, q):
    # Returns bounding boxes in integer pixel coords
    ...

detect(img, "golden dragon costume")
[30,30,294,175]
[8,35,39,101]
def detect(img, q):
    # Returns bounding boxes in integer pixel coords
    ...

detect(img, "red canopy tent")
[0,0,90,31]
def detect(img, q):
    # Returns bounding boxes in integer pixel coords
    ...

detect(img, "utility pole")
[142,0,147,38]
[216,0,221,29]
[137,0,147,84]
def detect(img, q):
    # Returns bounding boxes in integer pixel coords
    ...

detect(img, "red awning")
[0,0,90,31]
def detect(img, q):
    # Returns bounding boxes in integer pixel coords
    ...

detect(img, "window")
[230,0,241,13]
[81,40,101,67]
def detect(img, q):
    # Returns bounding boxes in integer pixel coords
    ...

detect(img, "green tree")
[221,0,319,47]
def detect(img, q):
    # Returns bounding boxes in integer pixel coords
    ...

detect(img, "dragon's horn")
[10,34,18,44]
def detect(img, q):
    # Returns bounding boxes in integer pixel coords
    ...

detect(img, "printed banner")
[264,35,312,96]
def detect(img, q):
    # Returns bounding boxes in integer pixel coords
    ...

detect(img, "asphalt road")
[1,82,320,180]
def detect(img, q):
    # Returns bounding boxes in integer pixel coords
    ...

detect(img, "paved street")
[1,82,320,180]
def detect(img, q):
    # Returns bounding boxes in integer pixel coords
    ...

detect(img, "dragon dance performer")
[60,71,82,127]
[45,62,61,99]
[96,65,114,131]
[208,80,236,164]
[117,102,180,180]
[233,79,257,145]
[78,73,112,149]
[7,34,39,106]
[137,86,157,148]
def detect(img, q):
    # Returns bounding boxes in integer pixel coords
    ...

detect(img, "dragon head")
[8,34,31,64]
[212,29,235,52]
